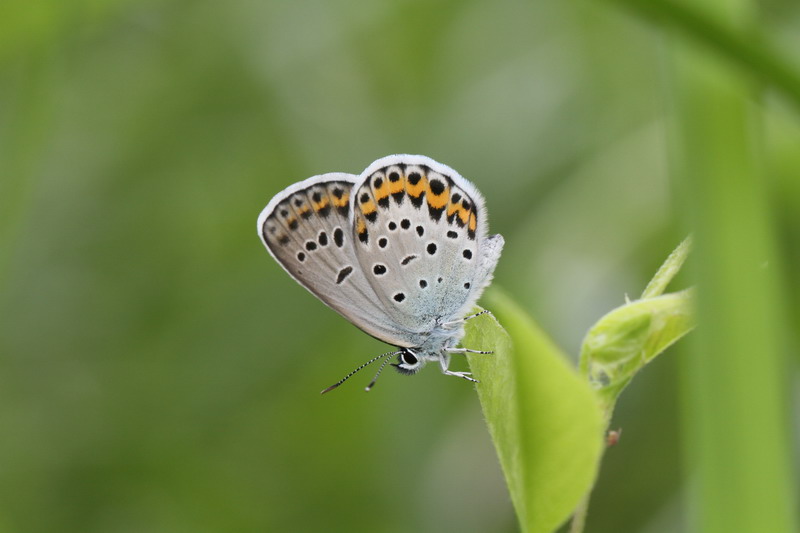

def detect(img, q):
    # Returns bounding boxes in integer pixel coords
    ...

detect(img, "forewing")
[350,155,498,332]
[258,173,414,347]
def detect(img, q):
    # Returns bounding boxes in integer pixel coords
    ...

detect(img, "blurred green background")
[1,1,798,532]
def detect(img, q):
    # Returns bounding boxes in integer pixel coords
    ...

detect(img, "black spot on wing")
[336,266,353,284]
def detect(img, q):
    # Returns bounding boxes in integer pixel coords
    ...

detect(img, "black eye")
[401,352,418,365]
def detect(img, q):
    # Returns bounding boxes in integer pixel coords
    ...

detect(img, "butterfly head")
[392,349,425,375]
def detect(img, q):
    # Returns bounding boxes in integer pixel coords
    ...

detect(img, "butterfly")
[257,155,504,393]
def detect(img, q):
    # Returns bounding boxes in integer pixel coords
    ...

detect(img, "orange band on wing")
[312,197,329,212]
[406,174,428,198]
[332,192,349,208]
[373,178,390,203]
[458,207,470,225]
[426,183,449,209]
[388,174,405,195]
[360,200,377,216]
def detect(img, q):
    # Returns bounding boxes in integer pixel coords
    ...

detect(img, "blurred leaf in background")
[0,0,797,532]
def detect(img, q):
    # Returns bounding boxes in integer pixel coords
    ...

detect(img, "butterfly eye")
[400,351,418,366]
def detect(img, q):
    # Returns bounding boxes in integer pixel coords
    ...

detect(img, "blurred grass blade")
[580,289,694,412]
[464,289,604,533]
[602,0,800,112]
[670,0,800,529]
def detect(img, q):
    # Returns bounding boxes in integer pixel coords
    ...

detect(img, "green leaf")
[579,289,694,412]
[464,289,605,533]
[641,236,692,299]
[578,238,695,414]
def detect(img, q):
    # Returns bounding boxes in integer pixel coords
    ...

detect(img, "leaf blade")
[465,289,605,533]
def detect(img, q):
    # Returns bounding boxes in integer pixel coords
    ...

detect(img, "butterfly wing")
[258,173,415,347]
[350,155,503,333]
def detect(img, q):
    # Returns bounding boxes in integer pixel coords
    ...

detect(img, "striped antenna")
[365,353,397,392]
[320,350,401,394]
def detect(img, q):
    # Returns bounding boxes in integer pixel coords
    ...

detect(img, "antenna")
[365,353,396,392]
[320,350,400,394]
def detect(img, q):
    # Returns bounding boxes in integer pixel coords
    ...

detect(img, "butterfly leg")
[442,310,492,327]
[445,370,479,383]
[438,354,480,383]
[448,348,493,355]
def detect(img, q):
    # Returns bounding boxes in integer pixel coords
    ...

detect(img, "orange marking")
[447,199,460,217]
[457,207,470,225]
[388,174,405,195]
[312,197,330,212]
[406,174,428,198]
[356,216,367,235]
[296,206,310,217]
[373,177,390,202]
[360,200,377,216]
[468,211,477,232]
[427,184,449,209]
[331,192,349,208]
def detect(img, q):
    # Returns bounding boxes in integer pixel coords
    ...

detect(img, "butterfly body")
[258,155,503,390]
